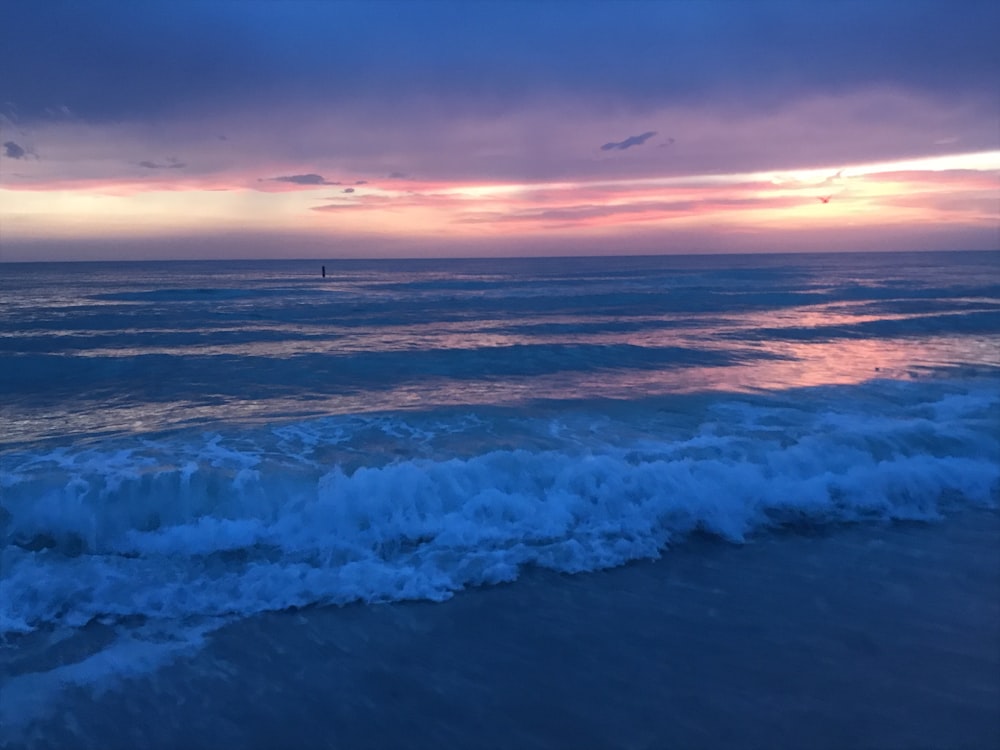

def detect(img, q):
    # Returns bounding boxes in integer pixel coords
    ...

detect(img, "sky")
[1,0,998,261]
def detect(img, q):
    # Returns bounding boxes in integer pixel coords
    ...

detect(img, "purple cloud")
[600,131,657,151]
[263,173,338,186]
[138,157,185,169]
[3,140,27,159]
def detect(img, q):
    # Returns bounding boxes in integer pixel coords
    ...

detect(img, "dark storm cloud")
[3,140,27,159]
[600,132,656,151]
[262,173,339,186]
[2,1,998,122]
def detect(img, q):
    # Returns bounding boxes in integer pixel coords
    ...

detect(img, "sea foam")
[2,380,997,636]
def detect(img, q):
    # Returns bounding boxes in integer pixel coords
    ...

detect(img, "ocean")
[1,250,998,749]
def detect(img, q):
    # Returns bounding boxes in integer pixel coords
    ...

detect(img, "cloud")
[600,131,657,151]
[312,203,361,212]
[3,140,27,159]
[138,157,185,169]
[4,2,999,125]
[310,194,422,212]
[262,173,338,186]
[457,195,804,226]
[863,168,997,187]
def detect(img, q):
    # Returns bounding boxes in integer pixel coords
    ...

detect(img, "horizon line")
[3,247,997,265]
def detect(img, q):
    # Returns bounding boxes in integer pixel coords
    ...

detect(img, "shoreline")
[6,508,998,750]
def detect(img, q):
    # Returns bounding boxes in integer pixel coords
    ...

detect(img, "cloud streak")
[138,158,185,169]
[456,195,806,227]
[600,131,657,151]
[261,173,339,186]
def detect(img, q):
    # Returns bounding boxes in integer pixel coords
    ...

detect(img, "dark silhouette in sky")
[262,173,338,186]
[601,132,657,151]
[3,141,27,159]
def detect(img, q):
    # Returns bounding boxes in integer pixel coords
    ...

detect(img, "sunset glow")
[1,2,997,260]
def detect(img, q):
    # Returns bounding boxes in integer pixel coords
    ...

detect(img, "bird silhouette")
[817,195,832,204]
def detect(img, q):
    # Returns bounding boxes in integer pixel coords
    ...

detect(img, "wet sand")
[6,510,999,750]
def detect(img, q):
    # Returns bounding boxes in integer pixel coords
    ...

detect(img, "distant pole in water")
[322,265,326,278]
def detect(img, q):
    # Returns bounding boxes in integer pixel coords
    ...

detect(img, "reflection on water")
[4,333,996,447]
[3,302,996,359]
[1,252,998,446]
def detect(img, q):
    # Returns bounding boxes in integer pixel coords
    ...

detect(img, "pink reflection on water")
[5,332,996,447]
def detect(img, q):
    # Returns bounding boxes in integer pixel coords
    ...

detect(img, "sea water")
[1,251,998,747]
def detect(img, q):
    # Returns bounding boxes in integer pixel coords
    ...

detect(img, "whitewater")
[1,250,998,747]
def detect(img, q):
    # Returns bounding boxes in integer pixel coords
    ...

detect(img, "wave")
[732,309,1000,342]
[0,345,774,402]
[2,379,997,636]
[88,286,326,303]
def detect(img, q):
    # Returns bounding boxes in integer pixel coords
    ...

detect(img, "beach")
[5,508,998,749]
